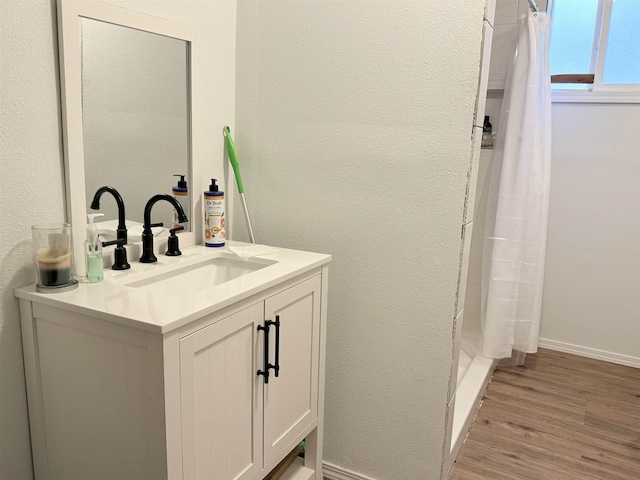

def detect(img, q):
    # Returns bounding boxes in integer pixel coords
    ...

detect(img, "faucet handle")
[166,226,184,257]
[101,239,131,270]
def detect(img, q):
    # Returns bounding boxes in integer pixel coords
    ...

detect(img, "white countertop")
[15,241,331,334]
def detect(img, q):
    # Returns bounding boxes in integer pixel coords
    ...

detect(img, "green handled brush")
[223,126,256,243]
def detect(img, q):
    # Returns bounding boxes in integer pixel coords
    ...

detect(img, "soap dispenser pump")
[86,213,104,283]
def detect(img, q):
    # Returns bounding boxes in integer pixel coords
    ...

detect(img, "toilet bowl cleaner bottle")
[204,179,225,247]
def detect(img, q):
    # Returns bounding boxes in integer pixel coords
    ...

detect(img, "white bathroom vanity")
[15,243,330,480]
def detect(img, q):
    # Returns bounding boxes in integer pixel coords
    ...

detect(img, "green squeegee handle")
[223,126,244,194]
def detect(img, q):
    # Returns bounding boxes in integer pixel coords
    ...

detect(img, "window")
[549,0,640,102]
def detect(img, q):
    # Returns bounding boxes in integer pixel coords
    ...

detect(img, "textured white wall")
[0,2,62,477]
[234,2,485,479]
[0,1,236,477]
[540,103,640,361]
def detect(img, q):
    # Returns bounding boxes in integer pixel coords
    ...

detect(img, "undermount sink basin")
[126,256,276,296]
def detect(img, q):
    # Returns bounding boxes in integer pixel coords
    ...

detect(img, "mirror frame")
[57,0,202,275]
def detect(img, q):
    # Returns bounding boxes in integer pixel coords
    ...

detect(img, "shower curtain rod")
[528,0,540,13]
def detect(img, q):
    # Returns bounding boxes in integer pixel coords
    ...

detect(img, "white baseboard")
[322,462,379,480]
[538,338,640,369]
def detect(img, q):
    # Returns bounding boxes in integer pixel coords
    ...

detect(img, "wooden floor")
[449,348,640,480]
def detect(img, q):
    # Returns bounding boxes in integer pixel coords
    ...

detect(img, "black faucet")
[90,186,127,245]
[140,194,188,263]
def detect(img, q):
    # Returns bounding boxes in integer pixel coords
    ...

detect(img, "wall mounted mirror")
[57,0,202,274]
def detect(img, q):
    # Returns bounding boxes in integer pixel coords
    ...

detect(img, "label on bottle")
[204,194,225,247]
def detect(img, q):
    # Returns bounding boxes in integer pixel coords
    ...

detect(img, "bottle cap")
[209,179,219,192]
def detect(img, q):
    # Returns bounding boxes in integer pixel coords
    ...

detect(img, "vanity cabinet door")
[262,275,321,467]
[179,302,264,480]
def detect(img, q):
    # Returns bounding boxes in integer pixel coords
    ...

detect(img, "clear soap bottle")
[85,213,104,283]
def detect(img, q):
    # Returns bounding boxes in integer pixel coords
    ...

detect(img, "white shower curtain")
[480,11,552,365]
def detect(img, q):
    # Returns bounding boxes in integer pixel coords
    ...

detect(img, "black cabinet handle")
[257,319,278,383]
[274,315,281,377]
[257,321,271,384]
